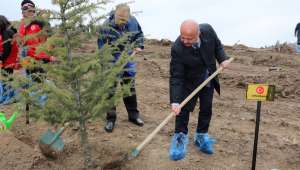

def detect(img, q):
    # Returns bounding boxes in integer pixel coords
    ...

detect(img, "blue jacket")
[97,12,144,77]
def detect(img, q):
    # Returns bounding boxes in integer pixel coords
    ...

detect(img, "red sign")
[256,86,265,94]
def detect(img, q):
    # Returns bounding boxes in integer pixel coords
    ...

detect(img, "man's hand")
[220,59,231,69]
[131,48,143,56]
[49,56,57,62]
[134,47,143,53]
[171,103,181,115]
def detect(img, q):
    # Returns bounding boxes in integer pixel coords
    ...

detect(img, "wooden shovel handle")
[49,122,70,146]
[134,57,234,155]
[49,127,66,146]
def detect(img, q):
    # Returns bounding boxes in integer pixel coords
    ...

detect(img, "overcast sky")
[1,0,299,47]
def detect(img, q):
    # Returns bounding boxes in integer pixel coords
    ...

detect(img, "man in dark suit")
[169,20,231,160]
[295,23,300,53]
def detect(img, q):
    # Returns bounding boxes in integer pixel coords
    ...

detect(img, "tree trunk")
[76,78,93,170]
[60,4,72,64]
[59,2,93,169]
[62,20,72,64]
[79,118,93,170]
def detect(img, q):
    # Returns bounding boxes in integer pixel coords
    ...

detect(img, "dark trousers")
[298,33,300,45]
[106,78,140,122]
[26,67,46,83]
[1,68,13,77]
[175,85,214,134]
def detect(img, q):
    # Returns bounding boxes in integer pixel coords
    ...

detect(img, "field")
[1,40,300,170]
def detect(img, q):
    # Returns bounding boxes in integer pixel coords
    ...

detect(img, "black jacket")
[0,27,17,61]
[170,23,229,104]
[295,23,300,36]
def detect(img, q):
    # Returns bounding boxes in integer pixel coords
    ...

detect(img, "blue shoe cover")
[297,44,300,53]
[2,88,16,105]
[0,82,5,103]
[0,81,16,105]
[169,132,189,160]
[29,91,48,106]
[38,94,48,106]
[194,133,215,155]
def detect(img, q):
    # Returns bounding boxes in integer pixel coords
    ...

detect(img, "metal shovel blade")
[39,129,64,153]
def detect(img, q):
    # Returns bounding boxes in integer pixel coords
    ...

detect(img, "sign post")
[246,84,275,170]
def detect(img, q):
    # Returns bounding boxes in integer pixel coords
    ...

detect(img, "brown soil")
[1,40,300,170]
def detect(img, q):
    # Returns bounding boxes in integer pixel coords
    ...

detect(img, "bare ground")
[1,40,300,170]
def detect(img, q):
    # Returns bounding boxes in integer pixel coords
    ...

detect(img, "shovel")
[39,123,68,158]
[102,58,234,169]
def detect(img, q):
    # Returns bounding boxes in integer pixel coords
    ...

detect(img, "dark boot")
[105,107,116,133]
[129,117,144,126]
[104,121,115,133]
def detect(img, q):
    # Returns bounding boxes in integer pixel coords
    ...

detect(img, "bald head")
[180,20,199,36]
[180,20,200,47]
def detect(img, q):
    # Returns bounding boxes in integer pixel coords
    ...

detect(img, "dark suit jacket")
[170,23,229,105]
[295,23,300,36]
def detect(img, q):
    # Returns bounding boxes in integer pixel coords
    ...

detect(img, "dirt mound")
[251,53,300,67]
[221,69,300,99]
[0,131,39,170]
[145,38,173,46]
[270,42,296,54]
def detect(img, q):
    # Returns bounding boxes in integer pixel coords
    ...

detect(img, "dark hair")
[0,15,11,34]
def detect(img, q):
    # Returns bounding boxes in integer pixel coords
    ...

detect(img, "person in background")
[19,0,56,107]
[0,15,19,104]
[19,0,55,82]
[295,22,300,53]
[0,15,19,76]
[97,3,144,133]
